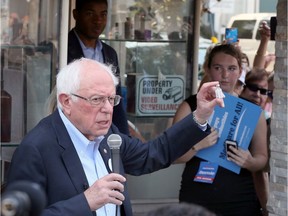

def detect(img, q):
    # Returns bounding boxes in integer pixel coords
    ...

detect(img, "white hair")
[56,58,119,109]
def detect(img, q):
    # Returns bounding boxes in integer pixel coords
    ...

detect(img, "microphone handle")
[111,148,120,173]
[110,148,121,216]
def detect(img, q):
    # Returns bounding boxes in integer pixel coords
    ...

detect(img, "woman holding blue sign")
[173,44,268,216]
[240,69,271,216]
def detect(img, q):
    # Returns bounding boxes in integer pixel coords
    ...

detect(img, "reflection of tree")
[200,0,217,40]
[126,44,168,75]
[128,0,189,37]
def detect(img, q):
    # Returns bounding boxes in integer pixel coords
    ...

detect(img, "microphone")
[107,134,122,173]
[107,134,122,216]
[1,181,46,216]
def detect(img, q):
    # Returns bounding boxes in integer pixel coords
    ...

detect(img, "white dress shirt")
[59,109,118,216]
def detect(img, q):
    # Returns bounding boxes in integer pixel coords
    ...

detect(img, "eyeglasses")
[71,93,121,106]
[245,83,271,95]
[268,90,273,99]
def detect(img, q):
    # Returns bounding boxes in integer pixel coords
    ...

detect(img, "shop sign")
[136,75,185,116]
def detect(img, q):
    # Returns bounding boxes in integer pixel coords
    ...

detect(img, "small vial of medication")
[215,84,225,99]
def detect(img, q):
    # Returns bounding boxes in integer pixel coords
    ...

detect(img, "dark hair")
[245,68,269,85]
[241,52,250,67]
[76,0,107,10]
[207,44,242,70]
[146,203,216,216]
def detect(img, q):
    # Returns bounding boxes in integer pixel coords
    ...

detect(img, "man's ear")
[72,9,78,20]
[59,93,72,111]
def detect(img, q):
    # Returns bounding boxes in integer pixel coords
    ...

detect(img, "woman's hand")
[259,21,271,41]
[227,146,253,169]
[193,128,218,151]
[174,128,218,163]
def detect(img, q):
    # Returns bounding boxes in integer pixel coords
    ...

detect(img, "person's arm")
[252,171,269,216]
[253,21,270,69]
[7,145,94,216]
[174,128,218,163]
[172,101,196,163]
[246,112,268,171]
[227,112,268,172]
[123,81,225,175]
[173,101,218,163]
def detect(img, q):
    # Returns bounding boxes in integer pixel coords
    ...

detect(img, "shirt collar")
[74,29,103,51]
[58,108,104,151]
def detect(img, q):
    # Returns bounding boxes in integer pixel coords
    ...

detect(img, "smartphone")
[225,28,238,44]
[270,16,277,41]
[225,140,238,161]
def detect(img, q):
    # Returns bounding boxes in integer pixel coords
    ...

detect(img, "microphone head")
[107,134,122,149]
[2,181,47,216]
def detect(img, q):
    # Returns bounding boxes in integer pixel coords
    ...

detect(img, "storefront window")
[102,0,197,141]
[95,0,203,202]
[1,0,60,143]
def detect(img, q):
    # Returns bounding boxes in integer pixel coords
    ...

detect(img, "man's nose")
[92,15,104,23]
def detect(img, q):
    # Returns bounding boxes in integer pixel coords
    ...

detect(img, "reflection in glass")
[0,0,60,143]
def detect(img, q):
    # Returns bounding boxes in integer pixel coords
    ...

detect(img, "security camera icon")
[162,86,183,102]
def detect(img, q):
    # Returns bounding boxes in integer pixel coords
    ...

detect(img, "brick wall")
[267,0,288,215]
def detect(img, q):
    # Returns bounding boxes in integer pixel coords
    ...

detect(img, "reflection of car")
[196,37,215,87]
[162,86,182,102]
[198,37,213,67]
[198,37,213,81]
[125,36,212,76]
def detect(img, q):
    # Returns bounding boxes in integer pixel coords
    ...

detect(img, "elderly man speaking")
[7,58,224,216]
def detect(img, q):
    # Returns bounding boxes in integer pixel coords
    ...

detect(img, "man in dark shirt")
[68,0,129,134]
